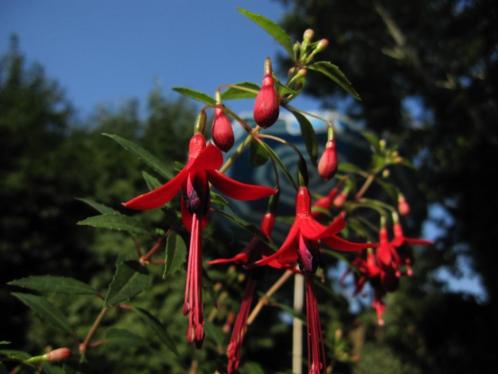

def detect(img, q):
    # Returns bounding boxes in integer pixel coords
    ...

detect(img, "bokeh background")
[1,0,497,373]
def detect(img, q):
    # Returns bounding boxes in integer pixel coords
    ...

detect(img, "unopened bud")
[253,60,279,128]
[260,212,276,238]
[333,189,349,207]
[288,67,296,76]
[211,106,234,152]
[316,38,329,51]
[46,347,71,362]
[296,68,307,77]
[398,194,410,216]
[318,139,338,180]
[382,169,390,178]
[303,29,314,42]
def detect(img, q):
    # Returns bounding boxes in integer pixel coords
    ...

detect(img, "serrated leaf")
[11,293,73,335]
[77,198,119,215]
[142,171,162,190]
[104,259,152,307]
[309,61,361,100]
[162,232,187,280]
[102,133,172,178]
[0,349,30,362]
[8,276,97,296]
[104,328,144,346]
[249,138,270,167]
[238,8,293,55]
[258,141,298,189]
[172,87,216,105]
[78,214,149,236]
[221,82,260,100]
[132,307,178,355]
[287,109,318,164]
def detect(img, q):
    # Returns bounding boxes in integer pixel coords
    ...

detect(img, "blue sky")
[0,0,317,119]
[0,0,484,299]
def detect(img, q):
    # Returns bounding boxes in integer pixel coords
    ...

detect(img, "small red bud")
[398,195,410,216]
[46,347,71,362]
[260,212,276,238]
[211,106,234,152]
[317,139,338,179]
[333,190,348,207]
[253,74,279,128]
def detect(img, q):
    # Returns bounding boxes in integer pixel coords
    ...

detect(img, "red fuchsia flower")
[256,187,371,374]
[253,59,279,128]
[209,212,275,374]
[311,187,339,218]
[397,194,410,216]
[391,222,432,276]
[46,347,71,363]
[123,132,276,346]
[317,138,338,180]
[211,105,234,152]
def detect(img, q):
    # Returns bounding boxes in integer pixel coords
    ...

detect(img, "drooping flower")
[253,58,279,128]
[256,187,371,373]
[391,222,432,276]
[212,105,234,152]
[317,138,338,180]
[123,132,276,346]
[311,187,339,218]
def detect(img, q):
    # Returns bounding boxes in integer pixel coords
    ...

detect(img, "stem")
[220,127,260,173]
[355,174,375,200]
[246,269,293,325]
[292,273,304,374]
[79,307,109,358]
[139,235,166,266]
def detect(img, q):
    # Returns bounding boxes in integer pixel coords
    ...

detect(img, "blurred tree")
[277,0,498,371]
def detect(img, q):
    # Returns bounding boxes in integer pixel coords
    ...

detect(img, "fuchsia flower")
[209,212,275,373]
[257,187,371,374]
[211,105,234,152]
[317,138,338,180]
[311,187,339,218]
[253,60,279,128]
[123,132,276,346]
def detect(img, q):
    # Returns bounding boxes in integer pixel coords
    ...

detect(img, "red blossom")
[305,277,327,374]
[311,187,339,218]
[123,132,276,346]
[212,105,234,152]
[317,138,338,180]
[253,72,279,128]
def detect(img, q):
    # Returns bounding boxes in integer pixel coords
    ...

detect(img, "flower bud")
[46,347,71,362]
[253,59,279,128]
[260,212,276,238]
[317,138,338,180]
[316,38,329,52]
[211,106,234,152]
[303,29,314,42]
[333,189,348,207]
[398,194,410,216]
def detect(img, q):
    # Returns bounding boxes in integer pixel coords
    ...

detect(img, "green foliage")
[8,276,97,296]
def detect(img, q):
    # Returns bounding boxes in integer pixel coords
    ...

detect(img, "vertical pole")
[292,273,304,374]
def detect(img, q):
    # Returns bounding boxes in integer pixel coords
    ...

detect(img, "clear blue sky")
[0,0,317,119]
[0,0,484,299]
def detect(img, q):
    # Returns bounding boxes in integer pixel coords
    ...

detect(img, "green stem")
[79,307,109,359]
[219,128,260,173]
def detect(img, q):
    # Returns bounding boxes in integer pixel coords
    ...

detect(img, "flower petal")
[405,237,433,246]
[208,252,249,266]
[322,235,372,252]
[256,224,299,268]
[189,143,223,173]
[299,217,328,240]
[315,211,347,238]
[207,170,276,201]
[123,167,188,210]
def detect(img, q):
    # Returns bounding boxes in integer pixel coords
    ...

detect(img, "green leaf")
[132,307,178,355]
[11,293,73,335]
[142,171,162,190]
[41,363,66,374]
[238,8,293,55]
[287,109,318,164]
[338,162,364,174]
[8,276,97,296]
[0,349,30,362]
[172,87,216,106]
[162,232,187,280]
[362,131,381,151]
[78,214,149,236]
[104,328,144,346]
[309,61,361,100]
[258,141,298,189]
[102,133,172,178]
[105,259,152,307]
[249,138,270,167]
[77,198,119,215]
[204,321,225,347]
[210,191,229,207]
[221,82,260,100]
[0,342,10,346]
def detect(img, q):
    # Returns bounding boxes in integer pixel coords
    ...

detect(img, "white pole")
[292,272,304,374]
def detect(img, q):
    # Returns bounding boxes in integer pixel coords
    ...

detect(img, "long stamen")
[185,213,205,346]
[305,277,326,374]
[227,276,257,374]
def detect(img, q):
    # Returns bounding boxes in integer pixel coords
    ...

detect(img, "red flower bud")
[398,195,410,216]
[333,190,348,207]
[253,73,279,128]
[211,106,234,152]
[317,139,338,180]
[260,212,276,238]
[46,347,71,362]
